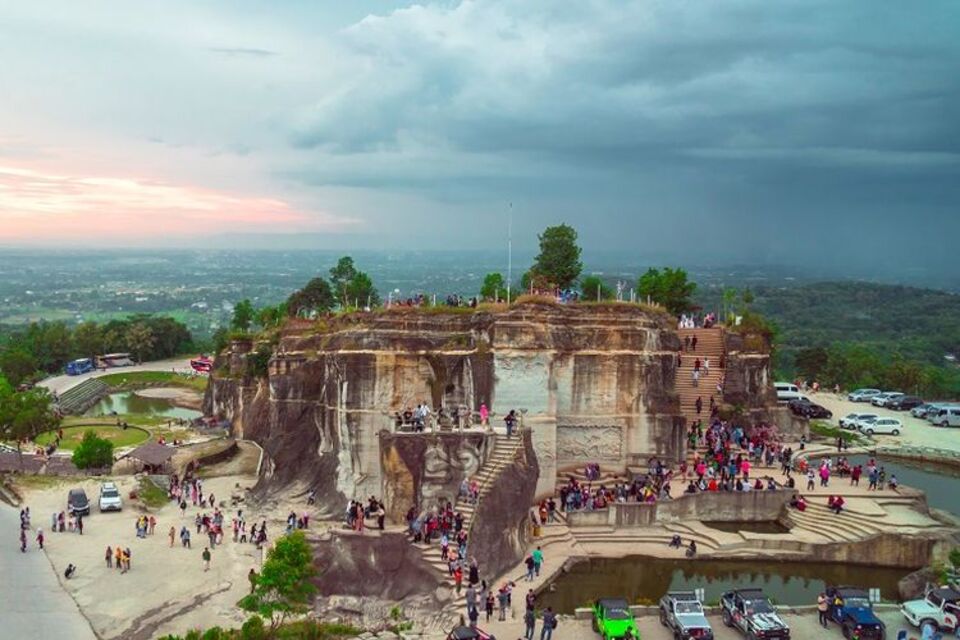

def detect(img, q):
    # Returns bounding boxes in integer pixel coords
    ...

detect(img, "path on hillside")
[0,504,98,640]
[38,358,195,396]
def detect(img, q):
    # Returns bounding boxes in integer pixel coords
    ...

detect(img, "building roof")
[128,442,176,466]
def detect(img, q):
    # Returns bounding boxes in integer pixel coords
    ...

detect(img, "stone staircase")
[675,327,725,432]
[56,378,108,414]
[414,432,528,582]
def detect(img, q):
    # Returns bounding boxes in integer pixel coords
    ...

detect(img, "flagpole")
[506,202,513,304]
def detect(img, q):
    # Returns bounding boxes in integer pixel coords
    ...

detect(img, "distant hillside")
[748,281,960,374]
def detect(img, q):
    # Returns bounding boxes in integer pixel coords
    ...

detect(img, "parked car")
[825,586,886,639]
[888,395,923,411]
[774,383,803,403]
[67,488,90,516]
[801,403,833,419]
[912,403,937,418]
[927,404,956,424]
[98,481,122,512]
[900,586,960,633]
[658,591,714,639]
[720,589,790,639]
[853,415,880,431]
[592,598,640,640]
[848,388,881,402]
[930,407,960,428]
[840,413,873,429]
[871,392,904,407]
[446,626,492,640]
[861,417,902,436]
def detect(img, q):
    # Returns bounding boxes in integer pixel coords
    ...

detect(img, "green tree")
[72,430,114,469]
[722,287,738,322]
[329,257,358,306]
[0,382,60,468]
[580,275,613,301]
[636,267,697,315]
[73,322,105,359]
[238,531,317,637]
[480,273,507,302]
[287,277,334,317]
[532,224,582,290]
[0,349,39,386]
[345,272,380,308]
[794,346,829,380]
[125,322,156,363]
[232,299,256,332]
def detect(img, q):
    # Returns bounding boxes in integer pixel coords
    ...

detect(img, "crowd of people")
[677,312,718,329]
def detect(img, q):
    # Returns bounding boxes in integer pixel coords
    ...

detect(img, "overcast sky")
[1,1,958,270]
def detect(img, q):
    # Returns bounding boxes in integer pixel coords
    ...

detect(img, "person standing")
[168,526,176,548]
[202,547,211,572]
[691,335,698,351]
[105,546,113,568]
[541,608,557,640]
[76,515,83,536]
[524,608,537,640]
[36,528,44,550]
[19,528,27,553]
[817,592,829,627]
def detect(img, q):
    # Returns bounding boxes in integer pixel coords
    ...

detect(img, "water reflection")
[85,392,200,420]
[538,556,910,612]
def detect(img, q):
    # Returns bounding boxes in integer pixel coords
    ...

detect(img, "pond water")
[85,392,201,420]
[844,455,960,516]
[537,556,911,613]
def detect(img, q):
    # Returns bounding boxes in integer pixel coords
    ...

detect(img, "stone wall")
[566,490,793,528]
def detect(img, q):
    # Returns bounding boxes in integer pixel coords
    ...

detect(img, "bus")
[65,358,95,376]
[190,356,213,373]
[96,353,136,368]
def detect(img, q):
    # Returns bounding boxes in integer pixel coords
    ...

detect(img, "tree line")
[0,315,196,386]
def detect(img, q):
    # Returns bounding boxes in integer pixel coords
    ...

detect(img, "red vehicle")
[190,356,213,373]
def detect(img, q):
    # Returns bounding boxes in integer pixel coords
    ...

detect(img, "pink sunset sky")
[1,1,957,257]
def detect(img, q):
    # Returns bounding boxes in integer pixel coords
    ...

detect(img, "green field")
[36,424,150,451]
[97,371,208,392]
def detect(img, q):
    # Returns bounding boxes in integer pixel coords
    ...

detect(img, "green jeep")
[592,598,641,640]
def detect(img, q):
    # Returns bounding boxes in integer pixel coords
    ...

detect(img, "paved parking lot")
[483,608,914,640]
[805,393,960,453]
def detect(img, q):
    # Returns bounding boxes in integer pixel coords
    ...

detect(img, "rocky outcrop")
[312,531,440,600]
[204,303,778,511]
[468,429,540,579]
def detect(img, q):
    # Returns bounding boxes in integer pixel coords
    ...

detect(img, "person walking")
[76,515,83,536]
[36,528,44,550]
[541,608,557,640]
[497,588,509,621]
[19,528,27,553]
[202,547,211,572]
[532,546,544,577]
[691,335,698,351]
[105,546,113,568]
[485,592,495,623]
[524,608,537,640]
[168,526,176,547]
[525,555,535,581]
[817,592,829,627]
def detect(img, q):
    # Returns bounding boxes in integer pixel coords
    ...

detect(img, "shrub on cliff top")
[72,430,114,469]
[532,224,583,290]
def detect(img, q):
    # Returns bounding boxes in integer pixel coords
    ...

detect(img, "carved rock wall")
[205,303,775,512]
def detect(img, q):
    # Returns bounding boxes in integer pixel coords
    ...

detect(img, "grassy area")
[64,413,168,429]
[36,425,149,451]
[8,474,72,490]
[810,420,865,444]
[97,371,208,392]
[137,476,169,509]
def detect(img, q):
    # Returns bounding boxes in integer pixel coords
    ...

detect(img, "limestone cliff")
[204,302,687,505]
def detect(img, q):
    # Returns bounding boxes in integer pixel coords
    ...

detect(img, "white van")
[931,407,960,428]
[774,382,803,402]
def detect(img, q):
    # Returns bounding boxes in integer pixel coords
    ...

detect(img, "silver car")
[848,388,881,402]
[872,392,904,407]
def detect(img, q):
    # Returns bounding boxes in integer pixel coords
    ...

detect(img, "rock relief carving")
[556,425,622,460]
